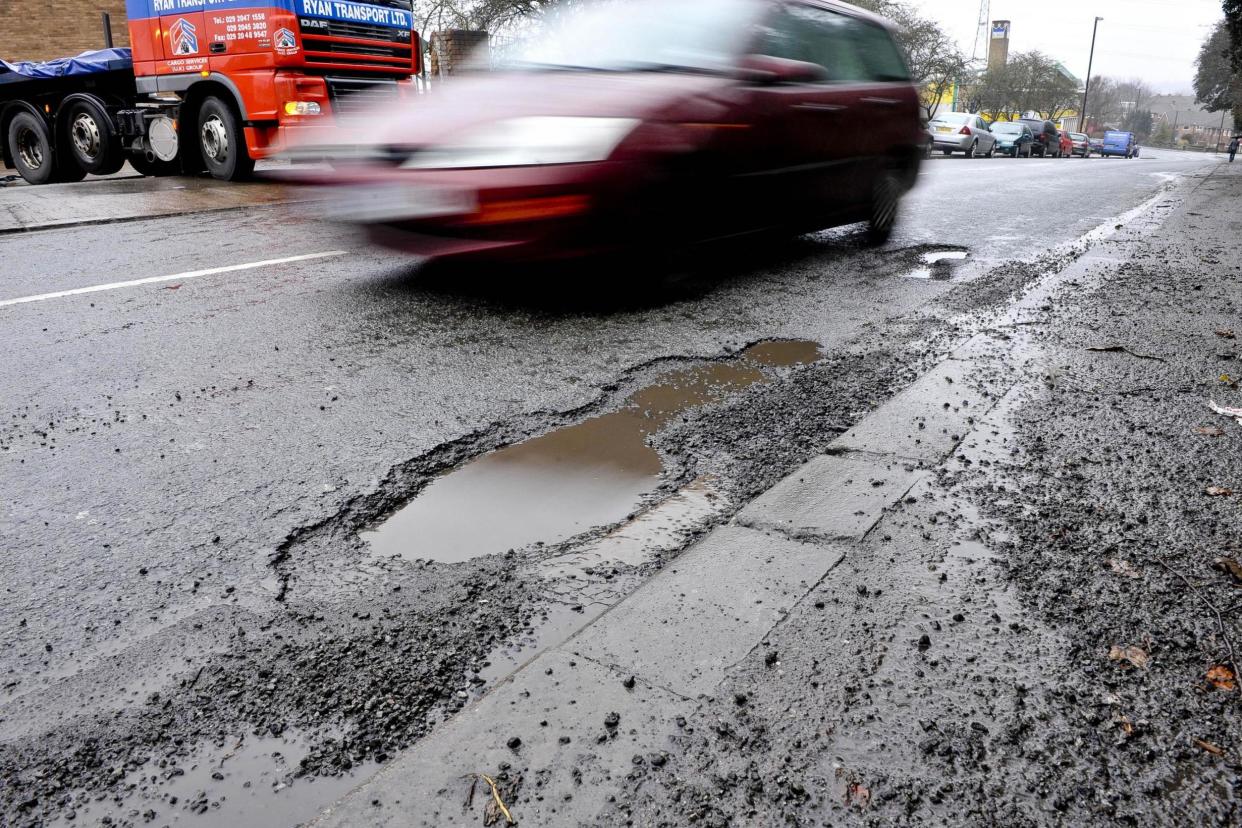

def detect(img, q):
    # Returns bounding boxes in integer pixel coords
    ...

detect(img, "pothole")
[902,249,969,280]
[360,340,821,564]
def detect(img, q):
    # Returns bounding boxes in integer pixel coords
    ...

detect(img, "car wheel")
[986,143,994,158]
[965,140,976,158]
[865,171,900,247]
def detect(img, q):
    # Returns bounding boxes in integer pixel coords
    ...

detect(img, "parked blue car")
[1100,130,1140,158]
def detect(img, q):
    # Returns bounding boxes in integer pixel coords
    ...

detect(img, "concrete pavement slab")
[735,451,928,540]
[831,359,992,462]
[310,649,692,827]
[567,525,844,698]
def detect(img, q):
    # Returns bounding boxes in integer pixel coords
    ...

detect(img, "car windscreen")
[991,123,1023,134]
[501,0,762,73]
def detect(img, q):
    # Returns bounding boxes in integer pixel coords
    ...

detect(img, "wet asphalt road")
[0,148,1224,824]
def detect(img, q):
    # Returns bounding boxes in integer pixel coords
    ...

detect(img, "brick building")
[0,0,129,63]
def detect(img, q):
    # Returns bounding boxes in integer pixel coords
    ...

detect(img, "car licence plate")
[329,185,477,224]
[934,126,953,133]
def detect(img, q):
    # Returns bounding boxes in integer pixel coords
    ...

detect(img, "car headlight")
[401,117,640,170]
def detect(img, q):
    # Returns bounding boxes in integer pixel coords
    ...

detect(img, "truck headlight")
[284,101,322,116]
[401,117,640,169]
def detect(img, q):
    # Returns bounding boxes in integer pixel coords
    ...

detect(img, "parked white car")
[929,111,997,158]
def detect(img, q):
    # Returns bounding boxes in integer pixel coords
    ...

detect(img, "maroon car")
[290,0,922,263]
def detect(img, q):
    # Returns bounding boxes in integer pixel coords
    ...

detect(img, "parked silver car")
[929,111,996,158]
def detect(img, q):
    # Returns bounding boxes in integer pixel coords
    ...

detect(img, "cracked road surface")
[0,149,1226,826]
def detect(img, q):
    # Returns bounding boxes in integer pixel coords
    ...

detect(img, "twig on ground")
[1086,345,1168,362]
[1156,557,1239,690]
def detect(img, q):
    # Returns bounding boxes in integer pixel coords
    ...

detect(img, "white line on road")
[0,250,348,309]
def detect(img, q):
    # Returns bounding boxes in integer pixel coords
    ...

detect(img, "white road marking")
[0,250,347,309]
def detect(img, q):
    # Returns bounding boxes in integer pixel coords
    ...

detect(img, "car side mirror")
[736,54,829,85]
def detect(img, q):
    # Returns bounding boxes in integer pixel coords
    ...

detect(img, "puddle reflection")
[362,340,820,563]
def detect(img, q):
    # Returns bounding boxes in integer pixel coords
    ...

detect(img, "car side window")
[752,6,820,66]
[758,4,908,84]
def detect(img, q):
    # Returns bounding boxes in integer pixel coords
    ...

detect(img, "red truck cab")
[123,0,418,175]
[0,0,418,184]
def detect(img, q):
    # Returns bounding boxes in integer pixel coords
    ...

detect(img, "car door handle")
[860,97,900,106]
[209,42,227,54]
[794,103,846,112]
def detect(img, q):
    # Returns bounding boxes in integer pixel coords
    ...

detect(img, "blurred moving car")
[1017,118,1059,157]
[1100,130,1140,158]
[1069,132,1090,157]
[989,121,1034,157]
[928,111,996,157]
[1057,131,1074,157]
[285,0,923,263]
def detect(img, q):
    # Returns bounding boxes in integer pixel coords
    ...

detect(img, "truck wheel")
[7,111,58,185]
[128,153,180,177]
[64,100,125,176]
[196,96,254,182]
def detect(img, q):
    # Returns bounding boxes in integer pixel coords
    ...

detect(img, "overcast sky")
[904,0,1224,93]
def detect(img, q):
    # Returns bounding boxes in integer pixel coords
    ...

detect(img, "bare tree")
[1085,76,1123,127]
[973,51,1080,121]
[1115,78,1155,113]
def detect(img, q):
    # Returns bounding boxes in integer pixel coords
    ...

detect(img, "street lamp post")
[1079,16,1103,133]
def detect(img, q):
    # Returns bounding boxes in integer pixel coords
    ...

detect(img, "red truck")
[1,0,419,184]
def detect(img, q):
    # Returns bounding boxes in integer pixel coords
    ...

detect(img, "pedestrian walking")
[1229,136,1239,163]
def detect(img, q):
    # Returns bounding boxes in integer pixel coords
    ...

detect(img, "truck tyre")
[64,100,125,176]
[129,153,180,177]
[54,159,88,182]
[196,96,254,182]
[7,111,58,185]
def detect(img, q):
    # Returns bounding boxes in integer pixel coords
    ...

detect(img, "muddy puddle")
[362,340,821,563]
[49,729,376,828]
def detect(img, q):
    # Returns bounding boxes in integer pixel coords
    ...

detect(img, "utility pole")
[1218,109,1227,153]
[1079,17,1103,134]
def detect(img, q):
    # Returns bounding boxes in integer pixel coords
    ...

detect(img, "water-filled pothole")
[902,249,968,280]
[362,340,821,563]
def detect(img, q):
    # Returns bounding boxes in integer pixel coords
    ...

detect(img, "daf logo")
[299,17,329,29]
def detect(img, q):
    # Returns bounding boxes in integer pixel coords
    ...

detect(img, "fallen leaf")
[1206,486,1236,497]
[1206,665,1237,691]
[1221,375,1239,389]
[845,781,871,810]
[1194,426,1226,437]
[1106,558,1141,579]
[1194,738,1225,756]
[1217,329,1237,340]
[1116,714,1134,735]
[1212,557,1242,586]
[1109,645,1149,670]
[163,284,182,290]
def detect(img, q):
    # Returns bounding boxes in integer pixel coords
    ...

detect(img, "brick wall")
[0,0,130,62]
[427,29,489,78]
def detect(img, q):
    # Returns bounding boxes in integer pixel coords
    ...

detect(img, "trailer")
[1,0,421,185]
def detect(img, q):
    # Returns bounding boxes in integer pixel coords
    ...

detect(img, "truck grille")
[301,18,412,42]
[299,18,415,72]
[326,76,404,119]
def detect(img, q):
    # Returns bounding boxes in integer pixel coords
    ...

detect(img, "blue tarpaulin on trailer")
[0,48,132,81]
